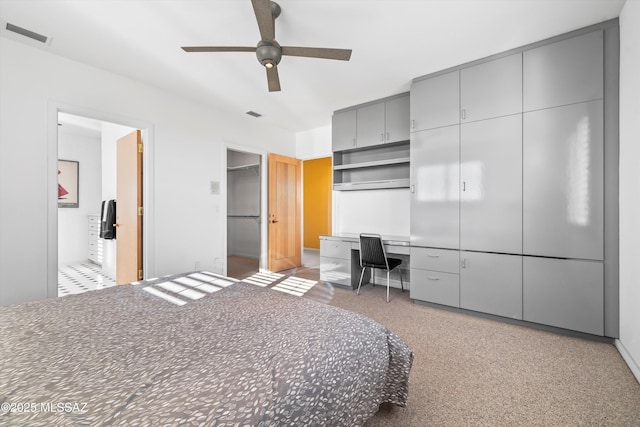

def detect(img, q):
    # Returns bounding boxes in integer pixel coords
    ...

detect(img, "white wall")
[0,37,295,305]
[617,0,640,382]
[296,125,332,160]
[57,126,102,265]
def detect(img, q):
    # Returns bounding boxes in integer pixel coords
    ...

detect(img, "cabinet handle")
[411,119,415,129]
[427,254,440,258]
[462,181,466,192]
[386,132,390,141]
[410,184,415,193]
[352,138,356,146]
[427,276,440,280]
[461,109,466,120]
[461,258,467,268]
[380,133,384,141]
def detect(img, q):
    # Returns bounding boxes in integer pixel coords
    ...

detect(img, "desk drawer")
[320,240,351,260]
[320,257,352,286]
[411,247,460,273]
[410,269,459,307]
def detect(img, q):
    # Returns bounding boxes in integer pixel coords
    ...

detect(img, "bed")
[0,271,413,426]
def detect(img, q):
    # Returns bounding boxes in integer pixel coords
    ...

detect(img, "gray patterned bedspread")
[0,272,412,426]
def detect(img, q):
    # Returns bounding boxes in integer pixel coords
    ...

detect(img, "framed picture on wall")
[58,159,79,208]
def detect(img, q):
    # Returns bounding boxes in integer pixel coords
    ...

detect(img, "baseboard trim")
[616,339,640,384]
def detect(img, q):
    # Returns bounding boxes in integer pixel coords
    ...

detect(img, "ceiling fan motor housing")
[256,40,282,67]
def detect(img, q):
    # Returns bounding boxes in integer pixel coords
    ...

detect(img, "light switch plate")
[210,181,220,195]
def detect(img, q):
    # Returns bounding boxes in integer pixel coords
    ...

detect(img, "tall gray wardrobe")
[409,20,619,337]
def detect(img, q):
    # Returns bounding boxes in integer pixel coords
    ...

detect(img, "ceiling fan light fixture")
[256,40,282,68]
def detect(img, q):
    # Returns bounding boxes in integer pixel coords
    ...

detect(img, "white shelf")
[334,157,410,171]
[333,178,410,191]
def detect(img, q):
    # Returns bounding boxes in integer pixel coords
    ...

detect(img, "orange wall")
[303,157,332,249]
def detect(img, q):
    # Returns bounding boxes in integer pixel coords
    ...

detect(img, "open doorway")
[56,112,140,296]
[226,149,262,279]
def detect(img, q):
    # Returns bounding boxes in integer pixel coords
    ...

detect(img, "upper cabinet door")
[460,115,522,254]
[356,102,385,148]
[410,70,460,132]
[524,30,603,112]
[523,100,604,260]
[385,95,410,144]
[410,125,460,249]
[461,53,523,122]
[332,109,357,151]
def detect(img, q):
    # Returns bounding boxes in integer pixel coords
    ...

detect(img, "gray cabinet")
[460,252,523,320]
[410,247,459,307]
[410,70,459,132]
[356,95,410,147]
[524,30,603,112]
[523,100,604,260]
[356,102,385,148]
[461,52,523,122]
[410,125,459,249]
[460,115,522,254]
[332,109,357,151]
[523,257,604,336]
[385,95,410,143]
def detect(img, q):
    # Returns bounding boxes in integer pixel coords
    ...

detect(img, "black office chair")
[357,233,404,303]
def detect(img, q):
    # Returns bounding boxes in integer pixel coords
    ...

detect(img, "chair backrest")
[359,233,389,269]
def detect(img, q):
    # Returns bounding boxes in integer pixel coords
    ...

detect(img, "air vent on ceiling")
[246,111,262,118]
[5,22,50,44]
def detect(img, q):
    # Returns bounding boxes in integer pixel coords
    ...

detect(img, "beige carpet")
[324,282,640,426]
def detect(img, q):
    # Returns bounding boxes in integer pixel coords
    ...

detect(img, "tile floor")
[58,262,116,296]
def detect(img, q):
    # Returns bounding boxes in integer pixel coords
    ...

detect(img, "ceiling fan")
[181,0,352,92]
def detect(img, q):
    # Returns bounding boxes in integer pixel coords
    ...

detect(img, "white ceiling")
[0,0,626,135]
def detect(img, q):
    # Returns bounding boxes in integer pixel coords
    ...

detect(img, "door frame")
[47,102,154,297]
[224,143,268,275]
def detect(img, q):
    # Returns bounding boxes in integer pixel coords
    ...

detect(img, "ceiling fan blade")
[266,65,281,92]
[251,0,275,41]
[182,46,256,53]
[281,46,352,61]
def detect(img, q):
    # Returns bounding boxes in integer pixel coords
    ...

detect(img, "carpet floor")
[325,283,640,426]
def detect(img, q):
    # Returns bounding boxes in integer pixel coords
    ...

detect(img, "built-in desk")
[319,234,411,290]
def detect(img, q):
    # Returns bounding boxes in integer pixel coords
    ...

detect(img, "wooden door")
[116,130,143,284]
[268,153,301,272]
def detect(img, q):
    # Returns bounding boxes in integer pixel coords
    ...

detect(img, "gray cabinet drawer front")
[410,269,459,307]
[320,257,351,286]
[320,240,351,260]
[523,257,604,336]
[411,247,460,273]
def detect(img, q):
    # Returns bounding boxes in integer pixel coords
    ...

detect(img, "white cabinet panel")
[410,125,459,249]
[523,257,604,336]
[524,30,603,111]
[410,70,459,132]
[460,115,522,253]
[461,53,523,122]
[523,100,604,260]
[460,252,522,319]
